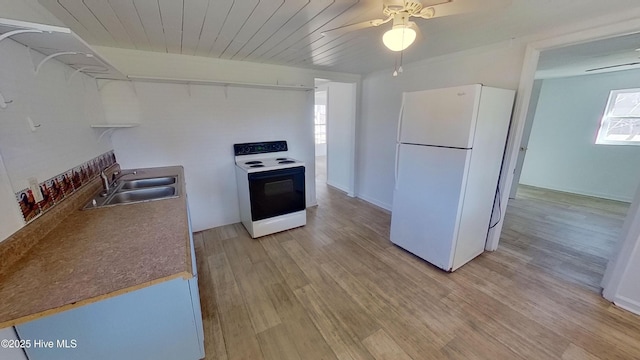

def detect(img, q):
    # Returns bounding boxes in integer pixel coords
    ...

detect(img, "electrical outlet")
[28,177,43,202]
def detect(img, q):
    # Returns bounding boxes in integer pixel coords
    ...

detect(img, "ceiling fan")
[321,0,511,52]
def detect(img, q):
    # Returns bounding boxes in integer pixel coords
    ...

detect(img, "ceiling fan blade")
[413,22,425,43]
[321,17,391,38]
[383,0,405,6]
[418,0,511,19]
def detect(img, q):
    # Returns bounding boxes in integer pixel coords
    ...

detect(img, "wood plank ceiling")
[36,0,640,75]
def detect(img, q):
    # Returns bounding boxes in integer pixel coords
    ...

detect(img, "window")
[596,88,640,145]
[314,104,326,144]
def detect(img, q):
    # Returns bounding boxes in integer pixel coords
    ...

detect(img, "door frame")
[317,80,357,197]
[314,89,328,159]
[508,79,543,199]
[485,17,640,296]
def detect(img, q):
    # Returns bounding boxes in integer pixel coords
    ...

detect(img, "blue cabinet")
[10,171,204,360]
[16,276,204,360]
[15,202,205,360]
[186,199,205,357]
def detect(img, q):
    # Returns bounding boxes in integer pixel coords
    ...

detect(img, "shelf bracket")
[98,128,115,142]
[91,124,139,143]
[68,65,95,83]
[0,29,42,43]
[35,52,93,75]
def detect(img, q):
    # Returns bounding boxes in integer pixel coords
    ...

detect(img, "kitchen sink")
[119,176,177,190]
[106,186,176,205]
[83,174,180,210]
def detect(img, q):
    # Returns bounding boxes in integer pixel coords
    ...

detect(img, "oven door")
[248,166,306,221]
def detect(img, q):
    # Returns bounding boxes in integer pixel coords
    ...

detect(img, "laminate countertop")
[0,166,193,328]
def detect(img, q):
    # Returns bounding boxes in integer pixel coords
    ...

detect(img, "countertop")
[0,166,192,328]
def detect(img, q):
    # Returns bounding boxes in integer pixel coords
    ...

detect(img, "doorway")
[490,20,640,307]
[314,87,328,185]
[502,35,640,291]
[314,78,357,197]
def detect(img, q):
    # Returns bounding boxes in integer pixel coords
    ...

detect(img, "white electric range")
[234,141,306,238]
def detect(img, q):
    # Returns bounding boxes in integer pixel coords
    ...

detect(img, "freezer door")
[399,84,481,148]
[390,144,470,271]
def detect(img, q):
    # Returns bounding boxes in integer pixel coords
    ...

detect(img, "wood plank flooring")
[194,180,640,359]
[502,185,629,292]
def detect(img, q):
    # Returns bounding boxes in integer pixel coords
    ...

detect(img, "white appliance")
[234,141,306,238]
[390,84,515,272]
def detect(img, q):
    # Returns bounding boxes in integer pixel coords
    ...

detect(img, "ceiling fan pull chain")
[399,50,404,74]
[393,56,398,77]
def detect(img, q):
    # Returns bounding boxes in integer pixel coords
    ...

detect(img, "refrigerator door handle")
[397,94,405,142]
[394,143,400,189]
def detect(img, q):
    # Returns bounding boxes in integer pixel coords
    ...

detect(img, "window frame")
[314,104,327,145]
[595,88,640,146]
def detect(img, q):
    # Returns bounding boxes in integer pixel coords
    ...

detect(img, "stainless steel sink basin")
[119,176,177,190]
[106,186,176,205]
[83,173,180,210]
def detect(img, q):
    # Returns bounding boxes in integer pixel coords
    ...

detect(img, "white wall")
[0,154,24,360]
[97,48,360,232]
[615,194,640,314]
[0,155,23,240]
[519,70,640,202]
[0,38,111,233]
[510,79,543,198]
[101,81,314,232]
[357,41,526,210]
[0,7,104,356]
[603,182,640,315]
[326,82,356,194]
[93,46,361,89]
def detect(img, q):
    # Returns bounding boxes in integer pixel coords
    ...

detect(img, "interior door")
[509,80,543,198]
[399,84,481,148]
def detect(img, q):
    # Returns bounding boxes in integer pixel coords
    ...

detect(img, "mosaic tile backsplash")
[15,150,116,223]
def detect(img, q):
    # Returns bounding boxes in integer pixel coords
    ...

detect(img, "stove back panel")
[234,141,288,156]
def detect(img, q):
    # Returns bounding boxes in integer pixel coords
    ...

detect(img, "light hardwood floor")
[502,185,629,292]
[194,180,640,359]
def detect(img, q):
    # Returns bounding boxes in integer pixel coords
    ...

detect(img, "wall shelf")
[90,124,139,128]
[0,18,126,80]
[127,75,315,91]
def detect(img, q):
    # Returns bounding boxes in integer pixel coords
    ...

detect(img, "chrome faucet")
[111,169,138,184]
[100,171,110,196]
[100,169,137,197]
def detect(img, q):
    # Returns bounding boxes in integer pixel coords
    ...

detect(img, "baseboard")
[518,183,632,203]
[613,295,640,316]
[355,193,392,211]
[326,180,350,194]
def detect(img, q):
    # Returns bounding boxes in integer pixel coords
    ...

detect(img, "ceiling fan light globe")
[383,26,416,51]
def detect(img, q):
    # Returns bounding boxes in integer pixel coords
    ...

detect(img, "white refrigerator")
[390,84,515,272]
